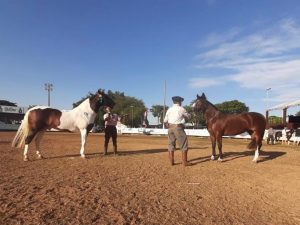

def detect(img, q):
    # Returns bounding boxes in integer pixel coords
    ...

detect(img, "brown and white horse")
[193,93,266,162]
[12,89,115,161]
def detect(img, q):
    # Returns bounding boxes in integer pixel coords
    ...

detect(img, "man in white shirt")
[103,106,119,155]
[164,96,191,166]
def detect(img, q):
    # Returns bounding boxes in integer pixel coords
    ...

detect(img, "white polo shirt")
[164,104,190,124]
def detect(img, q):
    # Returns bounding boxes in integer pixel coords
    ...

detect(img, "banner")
[0,105,28,114]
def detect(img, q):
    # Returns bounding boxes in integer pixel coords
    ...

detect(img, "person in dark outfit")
[103,106,118,155]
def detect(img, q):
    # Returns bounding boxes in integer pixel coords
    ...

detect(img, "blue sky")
[1,0,300,117]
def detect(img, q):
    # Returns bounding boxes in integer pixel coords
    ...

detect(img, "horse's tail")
[11,110,30,148]
[247,139,257,150]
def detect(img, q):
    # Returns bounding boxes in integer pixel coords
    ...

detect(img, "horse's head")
[192,93,208,112]
[90,89,115,113]
[97,89,115,108]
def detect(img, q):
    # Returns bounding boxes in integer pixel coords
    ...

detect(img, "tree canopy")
[184,105,206,128]
[73,89,147,128]
[215,100,249,114]
[150,104,169,125]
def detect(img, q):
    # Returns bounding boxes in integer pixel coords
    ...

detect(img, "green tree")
[268,115,282,125]
[215,100,249,114]
[296,111,300,116]
[151,105,169,125]
[184,105,206,128]
[73,89,147,128]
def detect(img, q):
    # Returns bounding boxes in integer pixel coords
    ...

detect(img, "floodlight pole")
[265,87,271,125]
[45,83,53,106]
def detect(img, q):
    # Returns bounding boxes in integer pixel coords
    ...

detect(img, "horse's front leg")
[80,128,88,158]
[252,133,262,163]
[210,135,217,160]
[252,145,260,163]
[217,136,223,162]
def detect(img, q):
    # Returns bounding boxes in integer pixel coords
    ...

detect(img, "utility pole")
[163,80,166,129]
[44,83,53,106]
[265,87,271,125]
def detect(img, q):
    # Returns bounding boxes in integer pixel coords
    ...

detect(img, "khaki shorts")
[167,126,188,151]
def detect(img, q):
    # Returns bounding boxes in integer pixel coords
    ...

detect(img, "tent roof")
[267,99,300,112]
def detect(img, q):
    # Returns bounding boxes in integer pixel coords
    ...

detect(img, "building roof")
[267,99,300,112]
[0,100,17,106]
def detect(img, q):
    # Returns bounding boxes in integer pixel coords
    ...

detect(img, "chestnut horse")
[12,89,115,161]
[193,93,266,162]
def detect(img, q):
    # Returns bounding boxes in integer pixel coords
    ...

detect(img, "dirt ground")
[0,131,300,225]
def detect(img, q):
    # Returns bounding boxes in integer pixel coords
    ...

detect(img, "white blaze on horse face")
[192,103,196,108]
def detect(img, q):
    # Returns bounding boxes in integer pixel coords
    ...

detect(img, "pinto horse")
[12,89,115,161]
[193,93,266,162]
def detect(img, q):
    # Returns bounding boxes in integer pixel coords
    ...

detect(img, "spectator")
[267,127,275,145]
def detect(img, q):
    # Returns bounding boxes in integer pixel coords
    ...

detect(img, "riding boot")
[104,145,108,155]
[182,151,192,166]
[113,145,117,155]
[168,151,174,166]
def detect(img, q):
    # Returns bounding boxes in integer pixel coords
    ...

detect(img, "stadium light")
[44,83,53,106]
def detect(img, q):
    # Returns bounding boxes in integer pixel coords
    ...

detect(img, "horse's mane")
[89,92,115,113]
[205,99,219,111]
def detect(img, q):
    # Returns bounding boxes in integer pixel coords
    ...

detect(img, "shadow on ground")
[190,149,287,164]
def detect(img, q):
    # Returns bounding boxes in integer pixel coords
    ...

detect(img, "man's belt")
[168,123,184,128]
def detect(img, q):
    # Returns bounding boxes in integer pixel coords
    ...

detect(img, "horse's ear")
[201,93,206,99]
[197,94,200,99]
[97,89,105,95]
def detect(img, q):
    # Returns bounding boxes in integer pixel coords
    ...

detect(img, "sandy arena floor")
[0,131,300,225]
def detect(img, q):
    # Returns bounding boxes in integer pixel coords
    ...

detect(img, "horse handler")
[164,96,191,166]
[103,106,119,155]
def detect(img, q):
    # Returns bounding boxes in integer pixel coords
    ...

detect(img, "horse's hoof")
[23,157,29,162]
[81,154,86,158]
[37,155,43,159]
[218,157,223,162]
[211,155,216,160]
[183,161,192,166]
[252,159,258,163]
